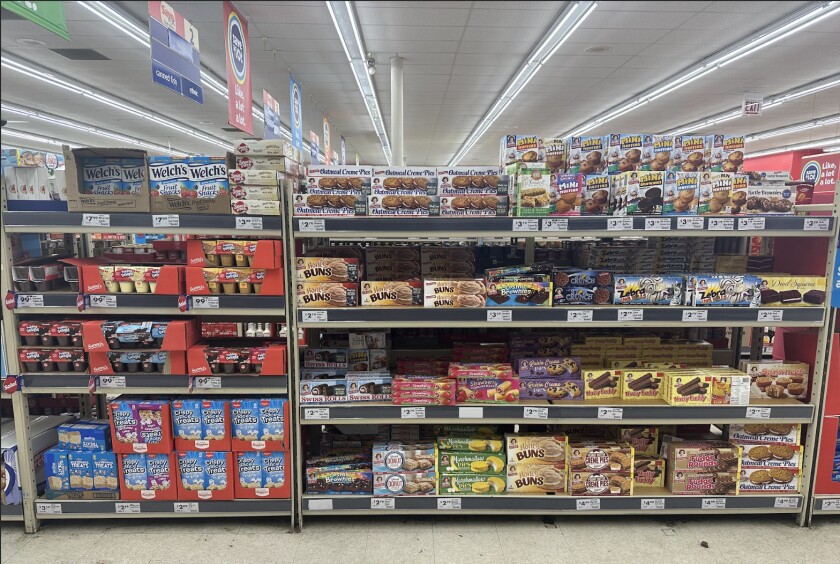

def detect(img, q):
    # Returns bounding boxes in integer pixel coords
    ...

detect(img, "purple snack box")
[519,378,585,400]
[517,356,581,379]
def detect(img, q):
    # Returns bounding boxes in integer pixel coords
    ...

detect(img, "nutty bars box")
[372,166,437,195]
[583,370,621,399]
[621,371,663,400]
[633,456,665,488]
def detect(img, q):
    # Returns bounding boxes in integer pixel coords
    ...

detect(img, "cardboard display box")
[64,146,151,212]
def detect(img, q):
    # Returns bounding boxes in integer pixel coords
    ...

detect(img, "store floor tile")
[2,515,838,563]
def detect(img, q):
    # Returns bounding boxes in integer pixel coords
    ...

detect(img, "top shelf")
[2,212,283,236]
[292,215,834,239]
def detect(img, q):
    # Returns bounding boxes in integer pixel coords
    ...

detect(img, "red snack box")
[176,451,234,501]
[172,399,232,452]
[186,239,282,269]
[108,399,174,455]
[82,319,198,352]
[448,362,514,379]
[187,344,287,376]
[392,396,454,405]
[457,376,520,403]
[234,451,290,499]
[118,452,178,501]
[89,350,187,376]
[185,266,284,296]
[81,264,184,295]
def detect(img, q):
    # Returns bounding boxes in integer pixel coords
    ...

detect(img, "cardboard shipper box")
[64,146,151,212]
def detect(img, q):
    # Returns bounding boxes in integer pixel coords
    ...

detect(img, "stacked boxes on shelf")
[83,319,197,375]
[437,433,506,495]
[149,156,229,214]
[506,434,567,494]
[230,139,301,216]
[44,420,117,499]
[372,442,436,496]
[186,237,284,296]
[568,442,635,496]
[730,423,803,494]
[18,319,86,373]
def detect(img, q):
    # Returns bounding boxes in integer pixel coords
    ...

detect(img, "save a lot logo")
[292,82,302,131]
[227,10,247,84]
[801,160,821,184]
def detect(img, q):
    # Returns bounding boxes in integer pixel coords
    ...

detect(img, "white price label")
[821,499,840,511]
[299,219,325,232]
[542,218,568,231]
[304,408,330,420]
[173,502,199,513]
[16,294,44,308]
[401,407,426,419]
[115,502,141,514]
[774,497,799,509]
[487,310,512,322]
[437,498,461,510]
[576,499,600,511]
[677,216,704,230]
[682,310,708,322]
[308,499,333,511]
[597,407,623,420]
[36,503,62,515]
[82,213,110,227]
[191,296,219,309]
[152,214,179,227]
[523,407,548,419]
[459,407,483,419]
[804,218,830,231]
[645,218,671,231]
[99,376,126,389]
[235,216,263,230]
[641,498,665,510]
[89,294,117,308]
[370,498,395,510]
[701,498,726,510]
[194,376,222,389]
[739,217,765,231]
[607,217,634,231]
[513,218,539,232]
[301,310,328,323]
[757,310,783,323]
[745,407,771,419]
[567,310,593,322]
[708,217,734,231]
[617,309,643,321]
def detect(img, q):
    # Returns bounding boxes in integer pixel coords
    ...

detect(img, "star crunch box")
[64,146,151,212]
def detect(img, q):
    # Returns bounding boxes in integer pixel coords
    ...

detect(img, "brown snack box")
[505,434,567,467]
[361,280,423,306]
[728,423,801,445]
[663,371,711,406]
[568,470,633,496]
[620,371,663,400]
[740,444,802,470]
[633,456,665,488]
[739,361,809,401]
[583,370,621,400]
[507,463,566,494]
[423,279,487,308]
[295,257,360,282]
[738,468,800,493]
[666,441,741,472]
[615,427,658,456]
[296,282,358,308]
[567,442,634,473]
[668,471,739,495]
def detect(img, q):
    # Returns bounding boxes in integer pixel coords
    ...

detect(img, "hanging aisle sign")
[289,76,303,151]
[262,90,281,140]
[148,1,204,104]
[310,131,320,165]
[833,240,840,308]
[340,135,346,165]
[224,0,253,134]
[1,1,69,40]
[322,113,332,164]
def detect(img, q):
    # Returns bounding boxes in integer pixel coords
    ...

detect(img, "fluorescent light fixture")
[563,2,840,138]
[2,51,230,151]
[747,137,840,158]
[2,103,191,156]
[448,1,597,166]
[666,74,840,136]
[326,1,391,164]
[2,128,87,149]
[746,114,840,142]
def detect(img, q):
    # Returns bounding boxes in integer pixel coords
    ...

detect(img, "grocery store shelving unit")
[1,209,294,532]
[289,196,839,527]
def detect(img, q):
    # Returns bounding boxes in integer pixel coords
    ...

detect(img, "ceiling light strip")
[326,1,391,164]
[448,1,598,166]
[666,74,840,136]
[2,128,83,148]
[747,136,840,158]
[1,102,191,156]
[562,1,840,138]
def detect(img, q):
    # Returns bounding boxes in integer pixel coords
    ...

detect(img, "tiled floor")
[2,515,838,564]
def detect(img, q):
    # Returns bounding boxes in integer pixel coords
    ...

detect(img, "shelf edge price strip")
[299,219,325,232]
[371,498,395,510]
[487,310,512,322]
[191,296,219,309]
[708,217,734,231]
[677,216,704,230]
[304,408,330,420]
[607,217,633,231]
[174,502,199,513]
[301,310,328,323]
[523,406,548,419]
[89,294,117,308]
[822,499,840,511]
[597,407,623,420]
[36,503,62,515]
[152,214,179,227]
[804,218,829,231]
[645,218,671,231]
[757,310,783,323]
[682,310,708,322]
[701,498,726,510]
[513,218,539,232]
[401,407,426,419]
[640,498,665,510]
[115,502,141,514]
[99,376,126,389]
[773,497,798,509]
[235,216,263,230]
[82,213,110,227]
[194,376,222,389]
[576,499,600,511]
[567,309,593,322]
[542,218,568,231]
[437,498,461,510]
[738,217,765,231]
[16,294,44,308]
[618,309,643,321]
[745,407,771,419]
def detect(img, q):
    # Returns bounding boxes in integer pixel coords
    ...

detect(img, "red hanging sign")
[224,1,253,134]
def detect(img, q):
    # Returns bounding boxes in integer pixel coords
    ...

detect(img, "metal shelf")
[3,212,283,236]
[297,306,824,329]
[300,399,813,425]
[302,491,802,515]
[34,498,291,518]
[292,215,834,239]
[812,495,840,514]
[20,373,288,395]
[0,504,24,521]
[11,292,285,315]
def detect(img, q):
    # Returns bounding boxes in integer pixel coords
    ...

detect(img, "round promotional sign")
[801,160,821,185]
[227,12,247,84]
[292,83,302,131]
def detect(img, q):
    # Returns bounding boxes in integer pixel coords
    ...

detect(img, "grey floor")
[1,515,838,563]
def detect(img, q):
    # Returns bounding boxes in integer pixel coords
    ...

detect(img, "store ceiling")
[1,1,838,164]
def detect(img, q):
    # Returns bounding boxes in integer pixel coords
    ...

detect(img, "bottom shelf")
[302,489,802,515]
[812,495,840,514]
[1,503,24,521]
[33,498,292,519]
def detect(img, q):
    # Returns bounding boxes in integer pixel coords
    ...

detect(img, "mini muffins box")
[729,423,801,445]
[623,170,663,215]
[513,164,552,216]
[372,166,437,195]
[663,172,699,214]
[739,467,800,493]
[583,370,621,399]
[549,174,583,216]
[360,280,422,306]
[423,279,486,308]
[569,471,633,496]
[507,463,566,494]
[367,195,439,217]
[621,371,663,400]
[486,281,551,307]
[295,257,360,283]
[439,473,506,494]
[568,136,607,175]
[579,173,611,215]
[544,137,567,173]
[456,377,520,403]
[304,165,372,193]
[500,134,544,166]
[758,276,826,307]
[713,135,745,173]
[676,135,708,172]
[633,456,665,488]
[437,167,509,196]
[296,282,358,308]
[741,444,803,469]
[699,172,732,214]
[663,372,712,406]
[651,136,674,171]
[613,276,684,306]
[505,434,567,467]
[607,133,652,173]
[292,193,367,216]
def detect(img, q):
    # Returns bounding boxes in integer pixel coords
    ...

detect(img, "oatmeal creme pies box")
[437,167,508,196]
[372,166,437,195]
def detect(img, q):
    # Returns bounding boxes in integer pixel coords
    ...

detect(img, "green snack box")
[437,452,506,474]
[438,473,506,494]
[437,436,504,453]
